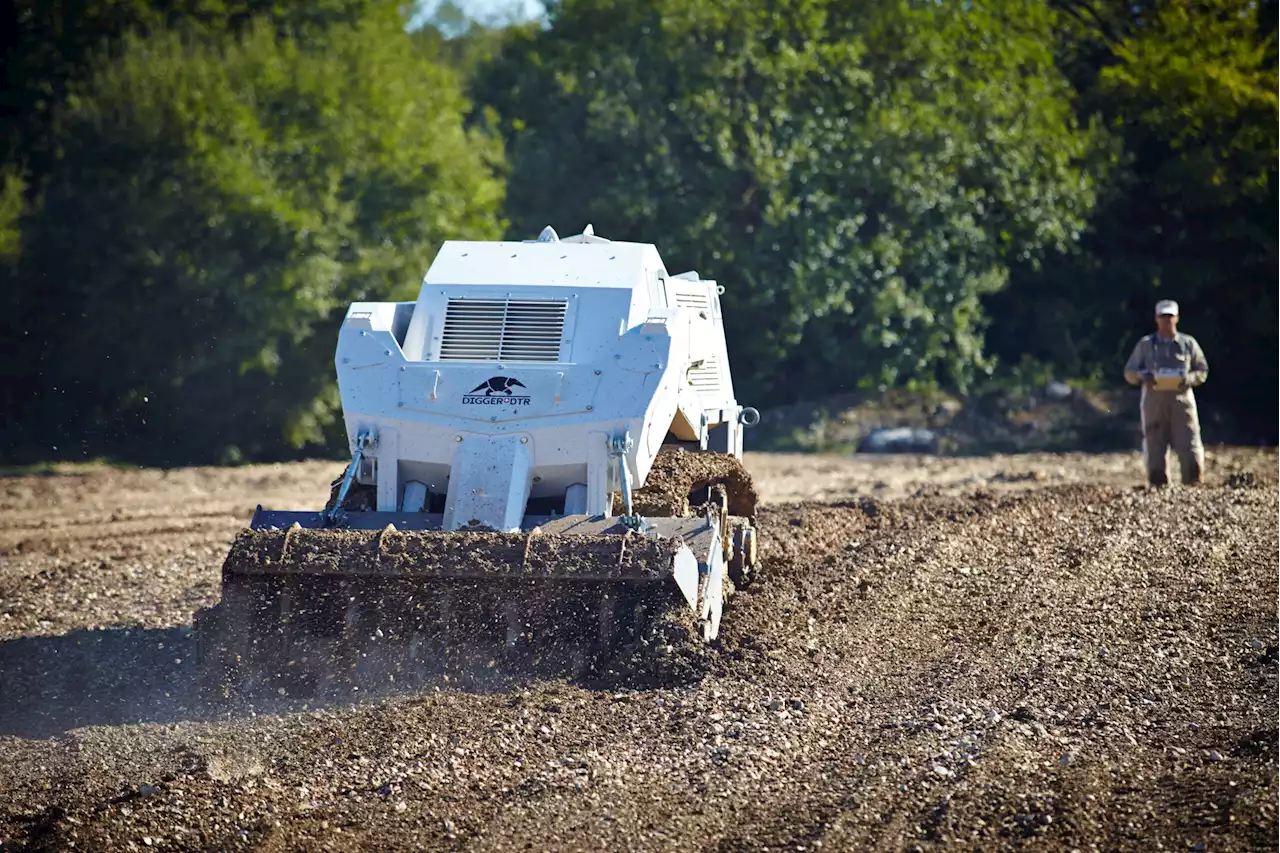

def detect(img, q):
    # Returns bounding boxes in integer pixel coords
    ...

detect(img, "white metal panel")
[423,240,658,289]
[334,231,747,532]
[376,427,399,511]
[443,435,533,532]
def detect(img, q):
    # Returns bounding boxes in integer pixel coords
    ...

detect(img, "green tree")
[0,0,376,171]
[476,0,1102,403]
[0,169,22,263]
[411,4,532,79]
[0,167,27,423]
[989,0,1277,438]
[11,6,504,464]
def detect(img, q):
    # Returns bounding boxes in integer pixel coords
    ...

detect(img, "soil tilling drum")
[195,225,763,699]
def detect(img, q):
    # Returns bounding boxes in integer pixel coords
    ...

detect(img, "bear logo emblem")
[469,376,527,396]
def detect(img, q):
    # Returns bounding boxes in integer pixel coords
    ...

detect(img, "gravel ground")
[0,449,1275,852]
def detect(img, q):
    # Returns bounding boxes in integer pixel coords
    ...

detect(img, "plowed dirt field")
[1,448,1276,852]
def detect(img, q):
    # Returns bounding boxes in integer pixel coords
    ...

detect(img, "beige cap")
[1155,299,1179,317]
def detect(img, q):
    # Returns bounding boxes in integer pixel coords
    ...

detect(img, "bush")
[9,9,504,464]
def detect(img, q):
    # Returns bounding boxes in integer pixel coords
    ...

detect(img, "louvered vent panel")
[670,285,710,310]
[439,298,567,363]
[687,357,722,394]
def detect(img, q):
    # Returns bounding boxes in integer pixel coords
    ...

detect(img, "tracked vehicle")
[195,226,760,699]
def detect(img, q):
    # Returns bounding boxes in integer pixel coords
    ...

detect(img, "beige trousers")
[1141,388,1204,485]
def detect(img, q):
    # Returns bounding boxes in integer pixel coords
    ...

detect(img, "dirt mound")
[222,526,683,579]
[630,449,758,518]
[325,473,376,511]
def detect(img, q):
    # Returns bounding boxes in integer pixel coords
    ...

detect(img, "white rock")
[1044,381,1073,400]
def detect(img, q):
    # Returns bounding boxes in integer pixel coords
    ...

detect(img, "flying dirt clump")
[628,449,758,518]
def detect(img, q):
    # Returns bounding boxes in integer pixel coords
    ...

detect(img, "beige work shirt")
[1124,332,1209,390]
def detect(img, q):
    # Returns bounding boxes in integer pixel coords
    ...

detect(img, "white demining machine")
[196,226,761,697]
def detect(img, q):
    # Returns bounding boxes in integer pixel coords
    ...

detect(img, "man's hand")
[1141,371,1156,388]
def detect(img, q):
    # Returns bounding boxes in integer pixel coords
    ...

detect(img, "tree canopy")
[987,0,1277,435]
[476,0,1105,402]
[4,3,504,463]
[0,0,1274,465]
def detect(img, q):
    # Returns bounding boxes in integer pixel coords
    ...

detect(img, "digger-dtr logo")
[462,376,531,405]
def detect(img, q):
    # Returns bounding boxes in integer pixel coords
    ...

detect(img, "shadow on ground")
[0,619,706,739]
[0,626,198,738]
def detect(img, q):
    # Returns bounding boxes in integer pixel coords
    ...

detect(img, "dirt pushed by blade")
[202,527,699,702]
[629,449,758,518]
[220,527,684,580]
[196,574,696,703]
[585,598,713,689]
[325,475,376,511]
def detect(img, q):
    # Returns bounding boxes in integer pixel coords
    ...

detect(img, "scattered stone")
[1226,471,1259,489]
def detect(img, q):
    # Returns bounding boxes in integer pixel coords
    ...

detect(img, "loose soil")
[223,527,683,580]
[0,448,1276,852]
[631,450,758,518]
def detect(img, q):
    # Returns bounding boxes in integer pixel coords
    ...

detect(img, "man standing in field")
[1123,300,1210,486]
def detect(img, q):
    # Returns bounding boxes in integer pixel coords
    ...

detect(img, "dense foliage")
[0,0,1273,464]
[1,3,503,463]
[477,0,1104,401]
[988,0,1278,437]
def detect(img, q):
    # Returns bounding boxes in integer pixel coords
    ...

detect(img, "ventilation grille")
[439,298,567,362]
[686,357,722,393]
[670,285,711,310]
